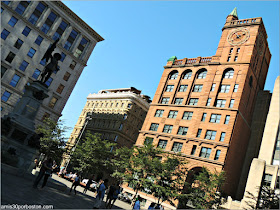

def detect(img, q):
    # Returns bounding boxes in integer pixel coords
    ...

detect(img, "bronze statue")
[39,39,62,84]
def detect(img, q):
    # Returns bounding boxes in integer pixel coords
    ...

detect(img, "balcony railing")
[171,56,212,66]
[229,18,261,26]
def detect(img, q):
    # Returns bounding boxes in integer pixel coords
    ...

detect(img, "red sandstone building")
[122,8,271,209]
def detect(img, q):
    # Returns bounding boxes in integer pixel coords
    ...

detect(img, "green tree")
[71,132,116,176]
[179,167,226,209]
[36,118,68,163]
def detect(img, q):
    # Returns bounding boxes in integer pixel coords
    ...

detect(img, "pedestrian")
[133,196,141,210]
[69,173,80,195]
[105,183,116,208]
[33,158,39,169]
[33,158,53,189]
[93,179,108,209]
[83,175,95,194]
[109,184,121,209]
[148,202,156,210]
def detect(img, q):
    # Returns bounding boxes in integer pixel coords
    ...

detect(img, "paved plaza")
[1,167,131,209]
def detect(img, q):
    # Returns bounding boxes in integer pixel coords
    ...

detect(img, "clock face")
[227,28,250,46]
[256,33,265,56]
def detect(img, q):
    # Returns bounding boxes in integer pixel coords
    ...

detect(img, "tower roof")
[229,7,238,18]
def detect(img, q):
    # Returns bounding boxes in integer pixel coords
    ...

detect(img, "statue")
[39,39,62,84]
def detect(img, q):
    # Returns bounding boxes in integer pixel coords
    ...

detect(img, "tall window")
[169,72,178,80]
[229,99,235,108]
[183,71,192,79]
[182,111,193,120]
[197,70,207,79]
[74,37,89,58]
[69,60,77,70]
[10,74,21,87]
[224,69,234,79]
[48,97,58,108]
[220,132,226,142]
[163,125,173,133]
[45,77,53,87]
[157,140,167,149]
[233,84,239,92]
[172,142,183,152]
[19,60,29,71]
[35,35,43,46]
[196,129,202,137]
[52,20,68,40]
[177,127,188,135]
[210,114,221,123]
[201,113,207,122]
[220,85,231,93]
[15,1,30,15]
[60,52,66,62]
[41,12,57,34]
[1,29,10,40]
[214,150,221,160]
[216,99,226,108]
[193,84,203,92]
[28,2,46,25]
[154,109,164,117]
[64,29,78,50]
[63,72,71,81]
[211,84,216,92]
[188,98,198,105]
[262,174,273,187]
[8,16,18,27]
[1,91,11,102]
[179,85,188,92]
[199,147,212,159]
[5,52,15,63]
[2,1,10,5]
[161,97,169,104]
[224,115,230,124]
[206,98,211,106]
[191,145,197,155]
[149,123,159,131]
[144,137,154,145]
[32,69,41,79]
[14,39,23,49]
[22,26,31,36]
[174,98,183,105]
[27,48,36,58]
[165,85,174,92]
[56,84,65,94]
[168,110,178,119]
[205,130,217,140]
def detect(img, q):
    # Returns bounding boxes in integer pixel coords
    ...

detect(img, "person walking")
[33,158,53,189]
[83,175,95,194]
[105,183,116,208]
[107,184,121,209]
[69,173,80,195]
[93,179,108,209]
[133,196,141,210]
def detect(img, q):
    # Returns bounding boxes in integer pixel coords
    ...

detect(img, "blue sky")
[61,1,279,137]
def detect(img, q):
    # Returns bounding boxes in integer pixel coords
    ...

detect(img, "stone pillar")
[36,7,51,29]
[48,16,62,38]
[22,1,39,20]
[59,25,73,47]
[71,34,83,55]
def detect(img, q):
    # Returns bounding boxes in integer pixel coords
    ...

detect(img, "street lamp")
[65,112,92,170]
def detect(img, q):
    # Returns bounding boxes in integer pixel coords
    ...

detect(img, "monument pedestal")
[1,81,49,172]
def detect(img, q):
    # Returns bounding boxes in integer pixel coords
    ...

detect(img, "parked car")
[118,192,132,204]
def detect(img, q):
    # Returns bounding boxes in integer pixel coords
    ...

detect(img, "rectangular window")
[220,132,226,142]
[32,69,41,79]
[60,52,66,62]
[1,29,10,40]
[216,99,226,108]
[40,59,46,66]
[74,37,89,58]
[64,29,78,50]
[196,129,202,137]
[174,98,183,105]
[155,109,164,117]
[184,72,192,79]
[220,85,231,93]
[237,48,240,53]
[177,127,188,135]
[22,26,31,36]
[163,125,173,133]
[262,174,273,187]
[224,115,230,124]
[193,84,203,92]
[201,113,207,122]
[1,7,3,13]
[28,2,46,24]
[199,147,212,159]
[69,60,77,70]
[27,48,36,58]
[206,98,211,106]
[1,91,11,102]
[189,98,198,105]
[41,12,57,34]
[191,145,197,155]
[123,114,127,119]
[1,65,8,77]
[168,110,178,119]
[5,52,15,63]
[119,124,123,130]
[56,84,65,94]
[229,99,235,108]
[172,142,183,152]
[233,84,239,92]
[205,130,217,140]
[14,38,23,49]
[149,123,159,131]
[165,85,174,92]
[161,97,169,104]
[15,1,30,15]
[227,56,231,62]
[210,114,221,123]
[8,16,18,27]
[234,56,238,62]
[214,150,221,160]
[45,77,53,87]
[63,72,71,81]
[157,140,167,149]
[229,48,233,54]
[52,20,68,41]
[10,74,21,87]
[19,60,29,71]
[211,83,216,92]
[48,97,58,108]
[144,137,153,145]
[35,35,43,46]
[2,1,10,5]
[179,85,188,92]
[182,111,193,120]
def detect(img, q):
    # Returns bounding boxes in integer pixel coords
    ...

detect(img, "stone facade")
[121,11,271,209]
[1,1,103,126]
[61,87,150,167]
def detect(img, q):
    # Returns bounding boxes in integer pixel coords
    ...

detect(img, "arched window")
[223,69,234,79]
[183,70,192,79]
[169,71,178,80]
[197,69,207,79]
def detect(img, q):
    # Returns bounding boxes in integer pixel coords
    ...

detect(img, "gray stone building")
[1,1,103,125]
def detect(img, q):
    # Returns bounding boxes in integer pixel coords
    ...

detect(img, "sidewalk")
[1,164,131,209]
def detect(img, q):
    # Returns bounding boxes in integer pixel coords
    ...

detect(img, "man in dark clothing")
[33,158,53,189]
[69,173,80,195]
[83,175,95,194]
[105,183,116,208]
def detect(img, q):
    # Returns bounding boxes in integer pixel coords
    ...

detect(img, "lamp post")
[65,112,92,170]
